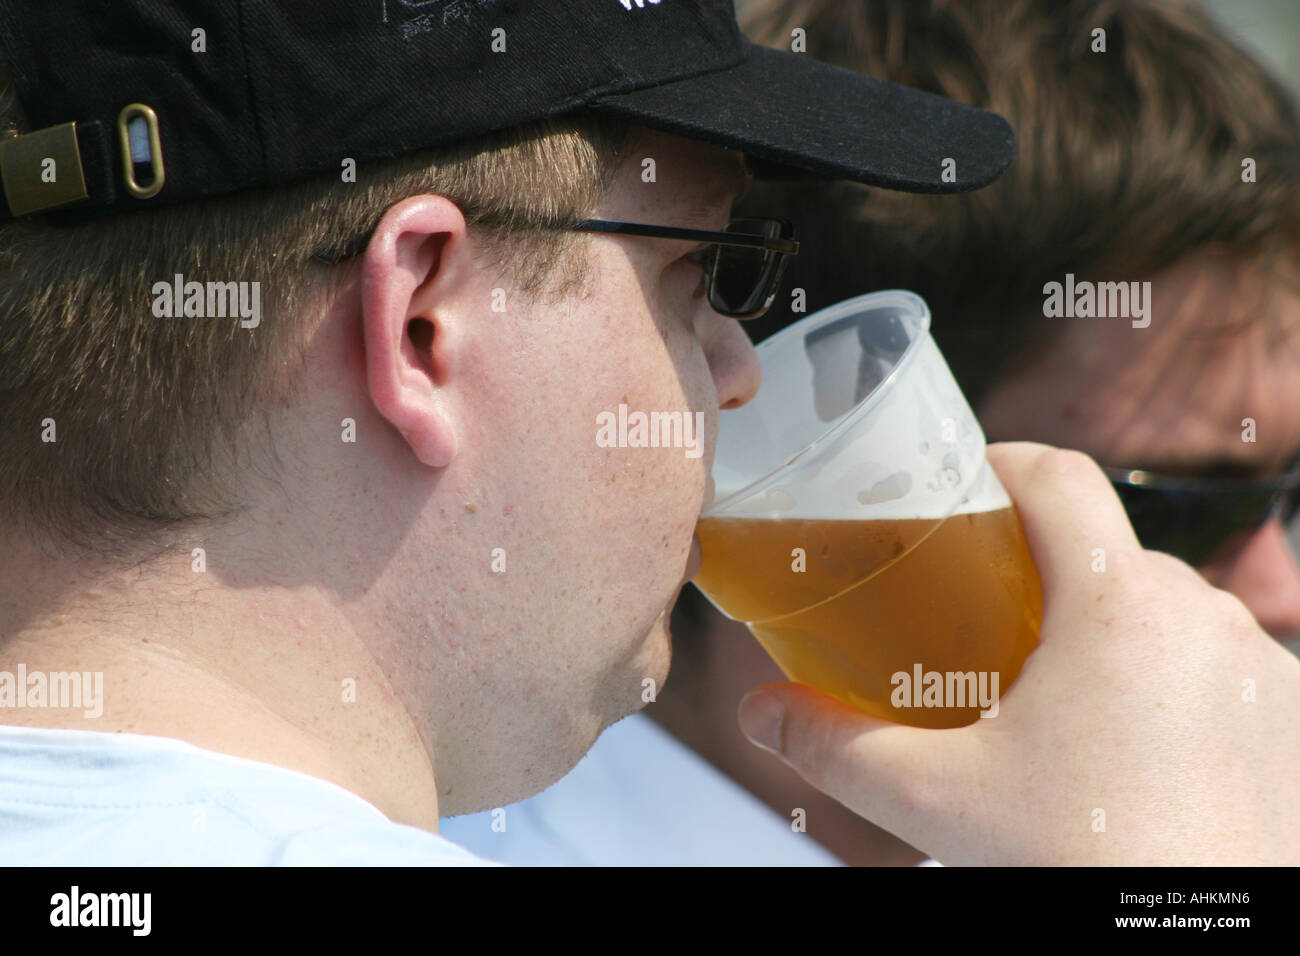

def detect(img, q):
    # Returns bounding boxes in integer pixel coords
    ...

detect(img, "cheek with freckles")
[562,259,711,592]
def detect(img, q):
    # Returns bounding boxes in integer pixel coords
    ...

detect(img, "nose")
[701,314,762,410]
[1197,515,1300,640]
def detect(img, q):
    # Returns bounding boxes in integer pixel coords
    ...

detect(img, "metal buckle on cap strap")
[0,121,90,217]
[115,103,165,200]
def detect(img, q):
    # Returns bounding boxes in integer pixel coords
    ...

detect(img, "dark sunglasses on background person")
[1102,454,1300,567]
[313,215,799,320]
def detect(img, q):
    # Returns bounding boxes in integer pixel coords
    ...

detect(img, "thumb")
[738,682,971,831]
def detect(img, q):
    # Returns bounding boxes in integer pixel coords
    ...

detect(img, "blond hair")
[0,59,629,552]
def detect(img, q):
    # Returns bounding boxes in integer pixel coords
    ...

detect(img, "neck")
[0,534,440,831]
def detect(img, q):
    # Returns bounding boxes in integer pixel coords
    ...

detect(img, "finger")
[738,682,971,838]
[986,442,1143,623]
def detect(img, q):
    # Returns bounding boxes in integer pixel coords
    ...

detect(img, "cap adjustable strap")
[0,117,121,222]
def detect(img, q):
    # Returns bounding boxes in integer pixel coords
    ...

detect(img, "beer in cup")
[694,291,1042,728]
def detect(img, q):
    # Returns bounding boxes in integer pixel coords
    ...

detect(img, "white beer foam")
[720,457,1011,521]
[711,322,1010,521]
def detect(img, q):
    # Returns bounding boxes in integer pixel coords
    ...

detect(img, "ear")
[359,194,467,468]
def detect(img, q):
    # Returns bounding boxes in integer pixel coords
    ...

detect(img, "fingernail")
[739,691,784,754]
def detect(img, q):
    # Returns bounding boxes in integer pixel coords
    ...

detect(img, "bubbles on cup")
[928,454,962,492]
[857,470,912,505]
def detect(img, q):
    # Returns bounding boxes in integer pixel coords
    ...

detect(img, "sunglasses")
[313,215,799,320]
[1102,454,1300,566]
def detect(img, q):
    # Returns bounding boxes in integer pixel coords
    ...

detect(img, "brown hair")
[0,59,629,554]
[738,0,1300,408]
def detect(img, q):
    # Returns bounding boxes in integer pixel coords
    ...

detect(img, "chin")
[618,604,674,719]
[653,602,675,678]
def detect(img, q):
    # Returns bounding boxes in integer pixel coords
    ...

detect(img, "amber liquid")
[694,508,1042,728]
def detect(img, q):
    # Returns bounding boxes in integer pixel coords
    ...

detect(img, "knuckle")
[1053,446,1098,472]
[1024,444,1065,478]
[1030,446,1105,488]
[1205,586,1260,631]
[1104,545,1162,602]
[776,705,830,772]
[1142,549,1197,578]
[1119,551,1261,635]
[1051,446,1101,476]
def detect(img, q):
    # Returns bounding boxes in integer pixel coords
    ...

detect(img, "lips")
[683,477,713,583]
[686,533,703,580]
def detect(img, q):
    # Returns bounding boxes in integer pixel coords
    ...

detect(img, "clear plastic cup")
[694,290,1041,727]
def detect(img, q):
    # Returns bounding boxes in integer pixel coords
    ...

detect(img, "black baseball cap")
[0,0,1015,224]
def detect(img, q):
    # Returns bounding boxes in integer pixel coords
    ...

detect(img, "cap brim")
[587,42,1015,194]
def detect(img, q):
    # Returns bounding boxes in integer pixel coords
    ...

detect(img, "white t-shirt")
[0,715,882,866]
[441,711,843,866]
[0,724,494,866]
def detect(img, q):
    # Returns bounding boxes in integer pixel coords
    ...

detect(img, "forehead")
[605,128,752,224]
[985,252,1300,473]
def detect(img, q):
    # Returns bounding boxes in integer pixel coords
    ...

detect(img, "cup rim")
[703,289,933,519]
